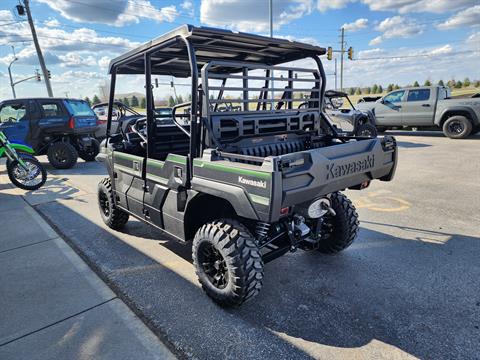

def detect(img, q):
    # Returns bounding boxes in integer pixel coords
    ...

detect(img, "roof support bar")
[105,68,117,143]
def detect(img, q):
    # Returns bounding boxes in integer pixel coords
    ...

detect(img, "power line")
[353,50,478,61]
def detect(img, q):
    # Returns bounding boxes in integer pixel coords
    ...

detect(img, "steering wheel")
[131,117,147,142]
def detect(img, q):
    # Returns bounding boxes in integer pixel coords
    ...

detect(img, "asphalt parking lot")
[28,131,480,359]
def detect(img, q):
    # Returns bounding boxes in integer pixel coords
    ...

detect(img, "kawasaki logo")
[326,155,375,180]
[238,176,267,189]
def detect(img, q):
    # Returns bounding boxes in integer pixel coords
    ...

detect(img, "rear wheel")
[355,123,378,137]
[192,219,264,307]
[98,177,129,230]
[47,142,78,169]
[442,116,472,139]
[316,192,359,254]
[78,139,100,162]
[376,126,387,133]
[7,155,47,191]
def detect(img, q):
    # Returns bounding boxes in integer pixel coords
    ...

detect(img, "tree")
[475,80,480,88]
[140,97,146,109]
[447,79,456,88]
[84,97,91,106]
[131,95,139,107]
[372,84,378,94]
[377,85,383,93]
[438,80,444,86]
[187,94,192,102]
[365,87,371,94]
[424,80,431,86]
[463,77,470,87]
[348,87,355,95]
[355,87,362,95]
[92,95,101,105]
[455,80,462,88]
[168,96,176,107]
[177,95,184,104]
[413,81,420,87]
[387,84,393,92]
[394,84,400,90]
[123,97,130,107]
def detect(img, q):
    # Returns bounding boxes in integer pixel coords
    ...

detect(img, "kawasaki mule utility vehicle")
[97,25,398,307]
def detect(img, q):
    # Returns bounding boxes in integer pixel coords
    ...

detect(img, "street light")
[8,46,18,98]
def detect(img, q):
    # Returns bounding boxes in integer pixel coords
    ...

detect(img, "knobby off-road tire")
[355,123,378,138]
[47,142,78,169]
[317,192,359,254]
[98,177,129,230]
[78,139,100,162]
[442,115,472,139]
[7,155,47,191]
[193,219,264,307]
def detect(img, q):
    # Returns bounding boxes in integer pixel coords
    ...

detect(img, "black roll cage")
[105,25,328,185]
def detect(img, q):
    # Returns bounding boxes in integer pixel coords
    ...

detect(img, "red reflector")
[360,180,370,189]
[280,207,289,215]
[96,119,107,125]
[68,117,75,129]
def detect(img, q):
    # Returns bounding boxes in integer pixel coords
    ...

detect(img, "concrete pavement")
[0,162,175,360]
[34,131,480,359]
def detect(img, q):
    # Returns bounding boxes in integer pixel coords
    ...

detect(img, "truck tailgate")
[275,136,397,206]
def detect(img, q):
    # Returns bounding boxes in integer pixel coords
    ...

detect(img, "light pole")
[8,47,18,99]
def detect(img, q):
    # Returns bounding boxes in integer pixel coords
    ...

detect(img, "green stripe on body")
[114,152,143,161]
[147,159,164,169]
[193,160,271,180]
[146,173,169,184]
[166,154,187,164]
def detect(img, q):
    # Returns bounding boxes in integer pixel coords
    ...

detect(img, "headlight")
[307,198,331,218]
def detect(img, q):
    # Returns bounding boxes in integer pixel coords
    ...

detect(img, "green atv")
[96,25,397,307]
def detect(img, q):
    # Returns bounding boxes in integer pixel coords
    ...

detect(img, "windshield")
[67,100,96,116]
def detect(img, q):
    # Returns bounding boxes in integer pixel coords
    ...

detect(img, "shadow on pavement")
[385,130,480,139]
[396,141,431,148]
[36,196,480,359]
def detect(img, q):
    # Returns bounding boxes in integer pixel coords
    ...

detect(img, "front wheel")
[315,192,359,254]
[355,123,378,137]
[442,116,472,139]
[7,155,47,191]
[192,219,264,307]
[78,139,100,162]
[98,177,129,230]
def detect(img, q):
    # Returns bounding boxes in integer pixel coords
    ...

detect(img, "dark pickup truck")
[357,86,480,138]
[0,98,99,168]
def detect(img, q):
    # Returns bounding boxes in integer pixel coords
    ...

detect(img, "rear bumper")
[274,136,397,208]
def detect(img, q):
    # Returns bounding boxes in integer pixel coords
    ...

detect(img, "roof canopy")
[109,25,326,77]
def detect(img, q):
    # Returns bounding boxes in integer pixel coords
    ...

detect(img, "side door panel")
[0,101,30,145]
[112,151,145,218]
[37,100,70,133]
[374,90,405,126]
[402,89,434,126]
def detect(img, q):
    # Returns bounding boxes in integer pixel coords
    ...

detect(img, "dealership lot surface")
[20,131,480,359]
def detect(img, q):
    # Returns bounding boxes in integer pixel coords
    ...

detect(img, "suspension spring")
[255,221,271,241]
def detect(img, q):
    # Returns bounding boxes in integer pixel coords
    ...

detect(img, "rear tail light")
[280,207,290,216]
[96,119,106,125]
[68,117,75,129]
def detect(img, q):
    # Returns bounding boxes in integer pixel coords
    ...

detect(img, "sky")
[0,0,478,100]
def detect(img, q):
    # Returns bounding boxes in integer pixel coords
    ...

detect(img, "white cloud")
[200,0,313,32]
[37,0,178,27]
[317,0,354,12]
[98,56,111,69]
[317,0,478,14]
[181,0,193,10]
[437,5,480,30]
[44,18,61,27]
[369,16,424,45]
[466,31,480,44]
[58,53,97,67]
[342,18,368,32]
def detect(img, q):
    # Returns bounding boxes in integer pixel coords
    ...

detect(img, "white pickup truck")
[356,86,480,138]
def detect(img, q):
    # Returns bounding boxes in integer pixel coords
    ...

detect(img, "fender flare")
[0,142,35,157]
[435,107,479,127]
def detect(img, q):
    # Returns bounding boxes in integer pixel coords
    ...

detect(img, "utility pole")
[334,58,337,90]
[8,46,18,98]
[340,27,345,92]
[23,0,53,97]
[269,0,273,38]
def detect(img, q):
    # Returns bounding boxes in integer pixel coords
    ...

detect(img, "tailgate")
[275,136,397,207]
[73,116,97,128]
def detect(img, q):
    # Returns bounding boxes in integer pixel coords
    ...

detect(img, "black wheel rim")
[448,121,464,134]
[99,191,110,217]
[198,242,228,289]
[53,147,68,163]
